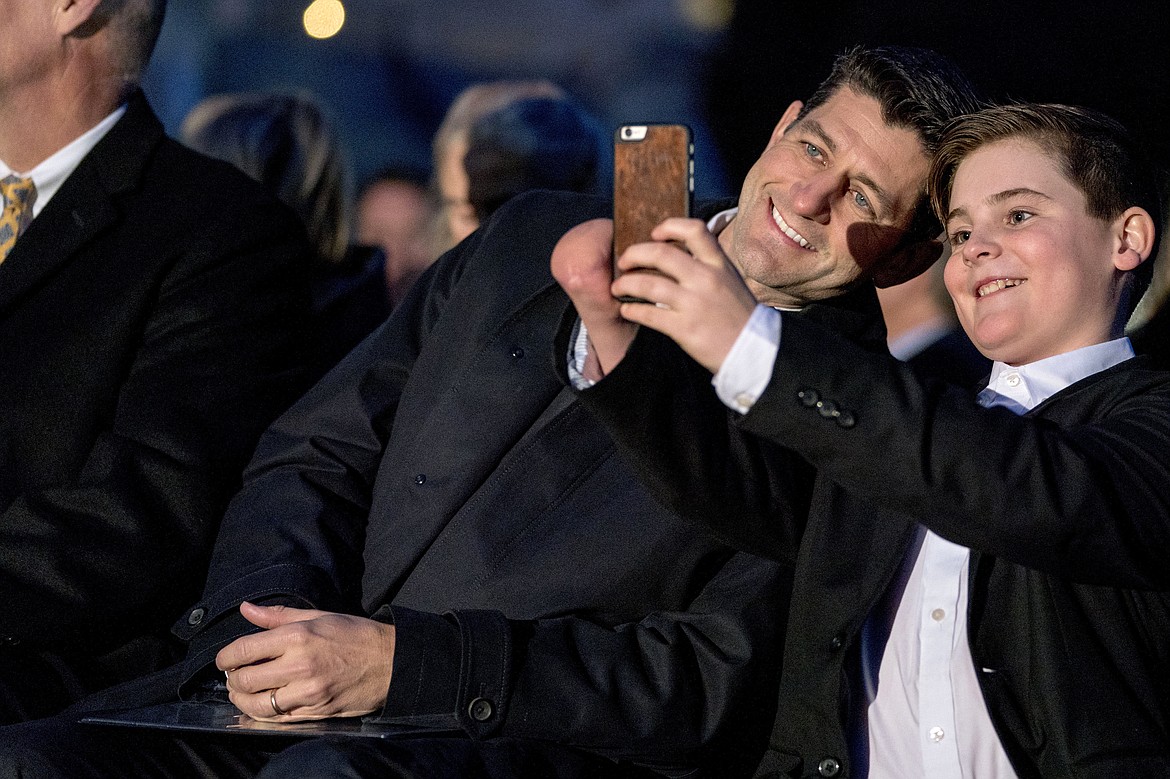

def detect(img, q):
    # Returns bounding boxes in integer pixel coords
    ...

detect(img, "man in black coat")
[0,47,977,778]
[0,0,313,721]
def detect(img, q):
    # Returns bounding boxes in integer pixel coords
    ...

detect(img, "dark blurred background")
[145,0,1169,201]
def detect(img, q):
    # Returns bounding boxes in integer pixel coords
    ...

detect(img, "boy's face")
[942,139,1130,366]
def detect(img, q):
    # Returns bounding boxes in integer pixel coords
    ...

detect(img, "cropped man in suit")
[0,47,977,778]
[560,101,1169,776]
[0,0,313,722]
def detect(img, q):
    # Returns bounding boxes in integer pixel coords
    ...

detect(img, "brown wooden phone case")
[612,124,693,259]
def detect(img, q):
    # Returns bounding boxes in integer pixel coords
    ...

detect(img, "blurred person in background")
[430,79,569,253]
[182,92,392,372]
[355,166,435,308]
[463,95,601,225]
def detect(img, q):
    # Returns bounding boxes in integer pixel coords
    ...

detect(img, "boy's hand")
[612,218,758,374]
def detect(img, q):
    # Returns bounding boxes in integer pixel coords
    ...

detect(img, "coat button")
[468,697,494,722]
[797,389,820,407]
[816,400,839,418]
[829,634,844,650]
[818,757,841,776]
[0,635,20,648]
[835,410,856,429]
[187,608,205,626]
[510,347,525,359]
[414,474,426,485]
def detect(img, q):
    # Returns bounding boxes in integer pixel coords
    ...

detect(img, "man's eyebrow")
[946,187,1053,224]
[797,119,836,154]
[797,119,893,217]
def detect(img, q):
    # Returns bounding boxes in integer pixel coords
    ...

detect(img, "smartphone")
[613,124,693,300]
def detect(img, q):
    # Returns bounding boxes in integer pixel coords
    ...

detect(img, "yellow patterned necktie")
[0,175,36,263]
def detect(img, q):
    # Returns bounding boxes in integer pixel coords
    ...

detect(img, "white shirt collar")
[0,103,127,219]
[978,337,1134,412]
[706,206,737,236]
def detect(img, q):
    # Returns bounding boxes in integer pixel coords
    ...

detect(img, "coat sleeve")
[373,549,791,774]
[739,312,1170,590]
[571,326,816,564]
[0,195,313,654]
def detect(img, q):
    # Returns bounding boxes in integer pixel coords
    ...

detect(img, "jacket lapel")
[0,92,162,317]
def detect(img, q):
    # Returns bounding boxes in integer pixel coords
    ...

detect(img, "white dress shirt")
[0,104,126,219]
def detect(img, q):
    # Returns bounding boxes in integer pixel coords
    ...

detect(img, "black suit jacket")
[0,93,313,715]
[156,191,791,776]
[578,308,1170,778]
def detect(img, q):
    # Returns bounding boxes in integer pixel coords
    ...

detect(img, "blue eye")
[853,191,871,211]
[805,142,822,159]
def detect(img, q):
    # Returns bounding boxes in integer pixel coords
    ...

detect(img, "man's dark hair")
[463,96,601,222]
[799,45,982,242]
[929,102,1162,317]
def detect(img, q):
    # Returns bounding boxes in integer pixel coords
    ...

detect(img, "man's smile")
[771,204,815,250]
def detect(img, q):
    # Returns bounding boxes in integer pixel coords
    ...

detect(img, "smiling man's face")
[718,86,931,309]
[943,139,1133,366]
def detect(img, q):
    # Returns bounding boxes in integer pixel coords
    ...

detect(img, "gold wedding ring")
[270,688,288,716]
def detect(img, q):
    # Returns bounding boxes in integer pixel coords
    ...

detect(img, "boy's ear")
[1114,206,1156,271]
[872,238,945,289]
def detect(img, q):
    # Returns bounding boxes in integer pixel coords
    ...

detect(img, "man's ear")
[54,0,105,38]
[871,238,945,289]
[1114,206,1156,271]
[767,101,805,145]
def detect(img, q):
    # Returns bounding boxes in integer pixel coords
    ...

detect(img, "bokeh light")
[303,0,345,39]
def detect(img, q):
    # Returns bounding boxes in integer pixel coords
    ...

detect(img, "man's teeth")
[772,206,813,249]
[977,278,1025,297]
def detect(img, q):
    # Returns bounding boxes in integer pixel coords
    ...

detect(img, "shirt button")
[929,726,945,742]
[1005,372,1021,387]
[817,757,841,777]
[187,608,205,626]
[468,697,494,722]
[931,608,946,622]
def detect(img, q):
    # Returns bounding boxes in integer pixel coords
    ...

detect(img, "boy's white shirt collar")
[0,104,127,219]
[979,337,1135,411]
